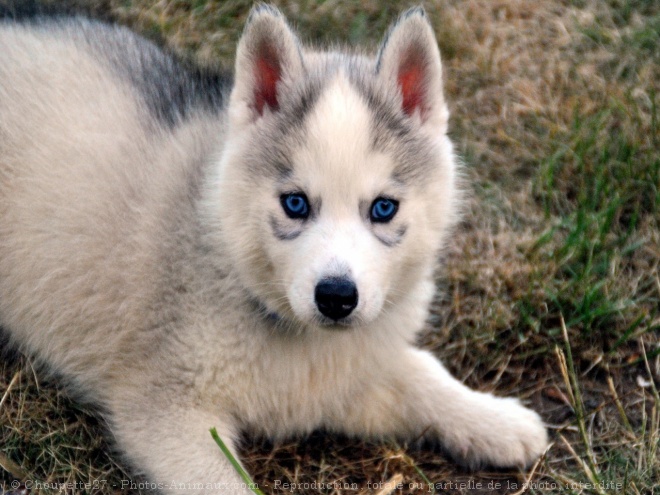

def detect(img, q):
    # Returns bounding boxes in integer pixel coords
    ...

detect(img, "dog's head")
[210,5,459,331]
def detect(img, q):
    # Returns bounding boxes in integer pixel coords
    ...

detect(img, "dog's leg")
[111,405,255,494]
[332,347,548,469]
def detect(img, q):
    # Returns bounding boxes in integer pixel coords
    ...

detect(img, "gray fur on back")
[8,16,232,127]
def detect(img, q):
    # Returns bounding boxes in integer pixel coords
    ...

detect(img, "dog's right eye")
[280,193,310,219]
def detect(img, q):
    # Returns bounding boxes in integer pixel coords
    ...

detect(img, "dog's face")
[212,6,459,330]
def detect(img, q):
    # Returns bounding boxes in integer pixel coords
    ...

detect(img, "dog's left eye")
[370,197,399,223]
[280,193,310,219]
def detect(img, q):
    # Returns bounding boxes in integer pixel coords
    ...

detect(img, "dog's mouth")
[315,314,359,330]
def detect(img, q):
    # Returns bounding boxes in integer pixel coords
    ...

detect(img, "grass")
[210,428,264,495]
[530,102,658,340]
[1,0,659,494]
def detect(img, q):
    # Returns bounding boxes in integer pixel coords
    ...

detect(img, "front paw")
[442,394,548,469]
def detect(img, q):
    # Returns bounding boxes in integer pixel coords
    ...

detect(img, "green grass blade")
[210,427,265,495]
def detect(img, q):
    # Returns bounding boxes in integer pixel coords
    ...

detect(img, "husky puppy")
[0,5,548,493]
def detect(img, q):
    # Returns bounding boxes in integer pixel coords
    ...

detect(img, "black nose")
[314,277,358,321]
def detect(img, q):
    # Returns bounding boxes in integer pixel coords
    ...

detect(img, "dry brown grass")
[1,0,658,494]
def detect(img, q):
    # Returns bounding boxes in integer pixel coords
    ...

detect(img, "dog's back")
[0,17,229,399]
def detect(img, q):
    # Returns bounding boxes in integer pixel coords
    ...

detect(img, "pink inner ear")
[398,56,425,117]
[254,51,281,115]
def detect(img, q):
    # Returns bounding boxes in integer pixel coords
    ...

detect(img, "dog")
[0,5,548,493]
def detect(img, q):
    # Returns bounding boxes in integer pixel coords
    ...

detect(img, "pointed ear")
[376,8,447,125]
[232,5,303,119]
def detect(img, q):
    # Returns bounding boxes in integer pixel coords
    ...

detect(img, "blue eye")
[281,193,309,219]
[370,197,399,223]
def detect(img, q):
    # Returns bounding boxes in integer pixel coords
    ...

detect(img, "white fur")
[0,8,548,494]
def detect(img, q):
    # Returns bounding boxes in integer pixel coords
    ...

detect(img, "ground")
[0,1,658,494]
